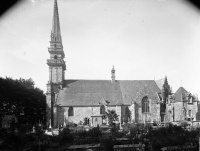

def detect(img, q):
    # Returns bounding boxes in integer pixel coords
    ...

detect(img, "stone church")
[46,0,199,128]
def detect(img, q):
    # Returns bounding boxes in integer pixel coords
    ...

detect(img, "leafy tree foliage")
[0,77,46,128]
[145,124,198,150]
[106,110,119,134]
[106,110,118,127]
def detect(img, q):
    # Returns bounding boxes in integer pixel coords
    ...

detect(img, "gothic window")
[54,55,57,59]
[142,96,149,113]
[100,105,106,115]
[124,106,130,123]
[68,106,74,116]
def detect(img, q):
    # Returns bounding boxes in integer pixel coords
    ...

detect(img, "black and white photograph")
[0,0,200,150]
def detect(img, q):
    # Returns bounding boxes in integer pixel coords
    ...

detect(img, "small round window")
[54,55,57,59]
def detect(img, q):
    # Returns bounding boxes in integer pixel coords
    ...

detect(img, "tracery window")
[68,106,74,116]
[142,96,149,113]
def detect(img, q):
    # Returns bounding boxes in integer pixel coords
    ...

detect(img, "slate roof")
[56,80,161,106]
[171,87,188,103]
[119,80,161,105]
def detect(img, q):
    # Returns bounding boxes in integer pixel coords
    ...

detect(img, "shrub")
[180,121,188,128]
[17,124,33,134]
[89,127,102,138]
[100,137,114,151]
[59,127,74,145]
[145,125,199,150]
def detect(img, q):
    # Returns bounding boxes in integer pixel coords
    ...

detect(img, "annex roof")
[171,87,188,103]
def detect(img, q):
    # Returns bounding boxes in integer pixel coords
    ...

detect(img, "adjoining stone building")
[166,87,199,123]
[46,0,199,128]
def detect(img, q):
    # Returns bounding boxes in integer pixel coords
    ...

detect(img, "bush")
[0,128,7,139]
[0,127,74,151]
[180,121,188,128]
[112,131,124,138]
[17,124,33,134]
[100,137,114,151]
[59,127,74,145]
[145,125,199,150]
[88,127,102,138]
[76,127,102,138]
[0,133,21,150]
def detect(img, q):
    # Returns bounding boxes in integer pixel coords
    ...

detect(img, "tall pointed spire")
[51,0,62,42]
[47,0,66,128]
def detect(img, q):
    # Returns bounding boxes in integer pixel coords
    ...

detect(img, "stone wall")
[54,99,161,126]
[166,102,173,122]
[173,102,183,121]
[149,99,160,122]
[132,98,160,123]
[186,102,198,121]
[69,107,100,124]
[50,67,63,83]
[166,101,199,122]
[129,104,135,123]
[54,105,124,126]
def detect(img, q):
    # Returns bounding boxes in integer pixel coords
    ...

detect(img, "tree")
[83,117,89,125]
[0,77,46,130]
[106,110,119,133]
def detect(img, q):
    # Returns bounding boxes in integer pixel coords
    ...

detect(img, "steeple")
[51,0,62,42]
[47,0,66,75]
[46,0,66,128]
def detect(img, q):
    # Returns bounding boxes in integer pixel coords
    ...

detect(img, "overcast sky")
[0,0,200,96]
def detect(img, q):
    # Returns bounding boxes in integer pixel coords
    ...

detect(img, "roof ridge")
[65,79,156,81]
[174,86,188,94]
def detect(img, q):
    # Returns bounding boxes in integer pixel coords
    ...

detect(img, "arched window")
[142,96,149,113]
[124,106,131,123]
[54,55,57,59]
[100,105,106,114]
[68,106,74,116]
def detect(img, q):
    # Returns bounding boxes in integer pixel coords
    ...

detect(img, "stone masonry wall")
[149,99,160,122]
[173,102,183,121]
[187,102,198,121]
[53,100,160,126]
[55,101,161,126]
[55,106,123,125]
[166,101,199,122]
[61,107,101,124]
[134,98,160,123]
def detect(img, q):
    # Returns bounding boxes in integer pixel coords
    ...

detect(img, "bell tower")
[46,0,66,128]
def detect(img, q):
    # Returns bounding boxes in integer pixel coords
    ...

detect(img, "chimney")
[111,66,115,83]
